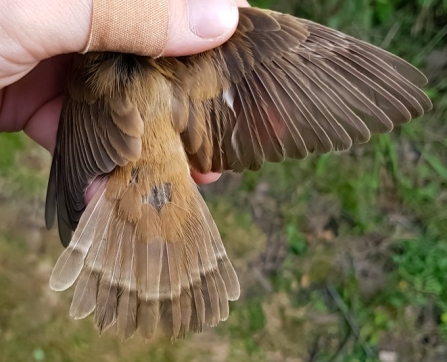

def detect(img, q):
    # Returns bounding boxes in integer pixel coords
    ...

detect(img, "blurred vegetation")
[1,0,447,361]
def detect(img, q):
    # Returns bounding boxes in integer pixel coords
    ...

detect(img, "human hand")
[0,0,249,184]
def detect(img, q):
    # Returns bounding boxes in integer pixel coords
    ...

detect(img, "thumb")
[164,0,243,56]
[81,0,249,57]
[80,0,244,57]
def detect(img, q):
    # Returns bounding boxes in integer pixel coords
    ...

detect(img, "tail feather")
[182,226,206,331]
[136,238,163,301]
[160,242,182,338]
[178,251,194,336]
[190,283,206,333]
[179,287,193,338]
[49,177,240,340]
[116,289,138,340]
[197,192,241,301]
[116,224,137,339]
[70,231,108,319]
[135,238,163,339]
[201,272,220,326]
[218,258,240,301]
[94,216,125,332]
[215,270,230,321]
[137,300,159,340]
[70,269,98,319]
[49,189,107,291]
[95,283,118,332]
[84,203,115,273]
[188,204,222,327]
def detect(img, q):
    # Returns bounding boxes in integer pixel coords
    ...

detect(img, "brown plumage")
[46,8,432,340]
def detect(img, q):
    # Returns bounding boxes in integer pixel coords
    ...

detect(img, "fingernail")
[188,0,238,39]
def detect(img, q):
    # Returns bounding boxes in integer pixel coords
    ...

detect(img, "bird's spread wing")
[167,7,432,173]
[45,55,144,246]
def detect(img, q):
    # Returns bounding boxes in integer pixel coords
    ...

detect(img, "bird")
[46,7,432,341]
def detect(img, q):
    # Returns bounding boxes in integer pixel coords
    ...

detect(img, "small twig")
[328,331,353,362]
[326,284,375,359]
[414,24,447,65]
[381,20,402,49]
[307,335,321,362]
[251,265,273,292]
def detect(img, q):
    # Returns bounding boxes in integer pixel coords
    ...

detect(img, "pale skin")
[0,0,250,186]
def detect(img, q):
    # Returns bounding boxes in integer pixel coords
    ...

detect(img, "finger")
[23,94,62,153]
[0,55,71,144]
[191,170,222,184]
[81,0,248,57]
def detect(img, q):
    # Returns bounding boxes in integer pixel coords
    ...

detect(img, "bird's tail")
[49,172,240,340]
